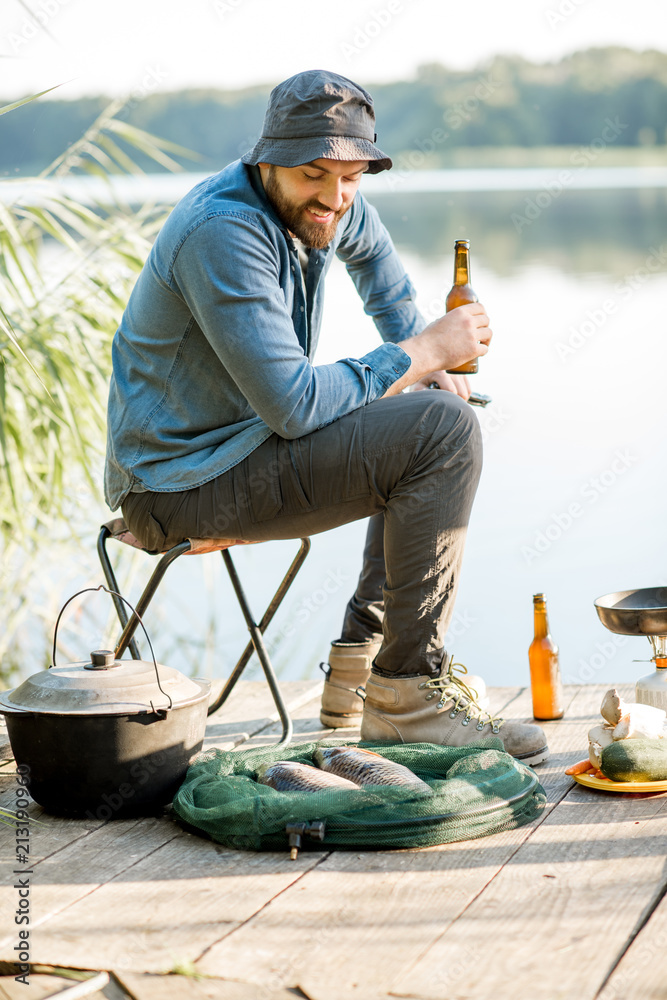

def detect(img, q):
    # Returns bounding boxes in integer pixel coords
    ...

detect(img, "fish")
[256,760,360,793]
[314,746,432,794]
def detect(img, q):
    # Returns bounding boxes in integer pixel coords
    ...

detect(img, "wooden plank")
[390,718,667,998]
[0,974,70,1000]
[115,970,304,999]
[0,816,180,962]
[199,844,536,996]
[0,773,19,796]
[0,971,128,1000]
[484,685,525,716]
[296,986,394,1000]
[203,679,320,750]
[391,793,667,1000]
[11,701,335,973]
[20,832,325,975]
[597,888,667,1000]
[0,796,108,869]
[193,685,603,994]
[0,714,13,763]
[238,693,333,747]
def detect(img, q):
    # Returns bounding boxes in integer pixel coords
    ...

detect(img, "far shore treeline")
[2,46,667,177]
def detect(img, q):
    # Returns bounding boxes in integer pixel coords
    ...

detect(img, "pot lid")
[0,652,210,716]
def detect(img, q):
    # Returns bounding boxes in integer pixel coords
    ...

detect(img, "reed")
[0,91,194,679]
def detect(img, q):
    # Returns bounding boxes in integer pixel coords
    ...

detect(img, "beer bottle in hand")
[529,593,564,720]
[446,239,479,375]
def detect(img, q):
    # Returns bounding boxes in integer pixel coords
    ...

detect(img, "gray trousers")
[121,390,482,677]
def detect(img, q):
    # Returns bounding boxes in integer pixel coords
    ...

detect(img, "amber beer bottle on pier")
[529,593,564,720]
[445,239,479,375]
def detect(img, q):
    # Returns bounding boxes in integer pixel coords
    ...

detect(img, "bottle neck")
[453,244,471,286]
[533,603,549,639]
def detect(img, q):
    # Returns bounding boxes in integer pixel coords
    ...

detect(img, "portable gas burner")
[594,587,667,711]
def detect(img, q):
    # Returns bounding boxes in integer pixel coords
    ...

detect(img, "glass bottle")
[445,239,479,375]
[529,593,564,720]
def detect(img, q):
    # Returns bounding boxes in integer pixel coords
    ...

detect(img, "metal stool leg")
[207,539,311,732]
[97,526,142,660]
[112,541,191,659]
[222,548,292,744]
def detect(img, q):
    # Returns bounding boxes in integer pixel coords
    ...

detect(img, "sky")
[0,0,665,101]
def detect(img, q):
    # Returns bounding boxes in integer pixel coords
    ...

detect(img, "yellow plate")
[571,772,667,793]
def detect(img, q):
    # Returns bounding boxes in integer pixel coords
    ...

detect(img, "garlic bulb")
[612,703,666,741]
[588,723,615,768]
[600,689,625,726]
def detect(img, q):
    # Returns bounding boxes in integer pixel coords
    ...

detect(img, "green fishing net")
[172,739,546,852]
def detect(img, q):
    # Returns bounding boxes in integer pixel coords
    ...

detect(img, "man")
[105,70,548,765]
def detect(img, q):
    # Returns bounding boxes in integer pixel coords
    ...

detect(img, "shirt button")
[300,306,304,312]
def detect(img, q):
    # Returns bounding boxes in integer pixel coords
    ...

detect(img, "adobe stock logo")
[555,245,667,363]
[4,0,74,54]
[521,449,638,565]
[545,0,590,29]
[213,0,247,16]
[511,117,628,232]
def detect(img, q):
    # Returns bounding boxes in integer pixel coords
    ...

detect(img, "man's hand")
[384,303,492,397]
[411,372,471,400]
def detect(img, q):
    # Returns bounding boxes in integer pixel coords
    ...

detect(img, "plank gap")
[193,849,334,967]
[595,874,667,998]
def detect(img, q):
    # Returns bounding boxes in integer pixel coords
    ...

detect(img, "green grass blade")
[0,84,64,116]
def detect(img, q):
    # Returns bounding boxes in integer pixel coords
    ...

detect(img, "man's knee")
[362,391,482,484]
[415,391,482,452]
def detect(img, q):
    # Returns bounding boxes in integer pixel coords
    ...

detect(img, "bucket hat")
[242,69,392,174]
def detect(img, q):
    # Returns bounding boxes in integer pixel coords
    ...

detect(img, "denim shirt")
[104,160,424,510]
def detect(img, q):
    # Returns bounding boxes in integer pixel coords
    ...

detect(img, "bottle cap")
[533,592,546,602]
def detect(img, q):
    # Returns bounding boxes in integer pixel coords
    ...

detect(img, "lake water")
[10,172,667,694]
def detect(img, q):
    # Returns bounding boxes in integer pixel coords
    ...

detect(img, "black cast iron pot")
[0,591,211,818]
[0,664,210,818]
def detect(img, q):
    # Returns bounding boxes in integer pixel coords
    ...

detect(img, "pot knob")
[86,649,118,670]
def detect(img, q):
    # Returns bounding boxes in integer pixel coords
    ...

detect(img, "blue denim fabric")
[104,160,423,510]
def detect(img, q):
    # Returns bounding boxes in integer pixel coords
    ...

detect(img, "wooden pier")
[1,681,666,1000]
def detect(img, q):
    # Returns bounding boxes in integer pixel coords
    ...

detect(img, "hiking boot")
[319,640,381,728]
[320,643,488,727]
[360,656,549,766]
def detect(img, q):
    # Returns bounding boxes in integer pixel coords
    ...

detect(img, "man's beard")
[264,166,351,249]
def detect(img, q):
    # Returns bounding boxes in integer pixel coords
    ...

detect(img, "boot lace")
[419,658,504,734]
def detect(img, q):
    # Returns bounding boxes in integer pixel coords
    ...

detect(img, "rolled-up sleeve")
[171,213,411,440]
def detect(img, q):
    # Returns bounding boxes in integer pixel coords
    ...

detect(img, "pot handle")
[51,585,173,714]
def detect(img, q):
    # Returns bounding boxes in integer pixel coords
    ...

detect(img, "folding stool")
[97,518,311,744]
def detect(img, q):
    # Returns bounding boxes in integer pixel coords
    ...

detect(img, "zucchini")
[600,739,667,782]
